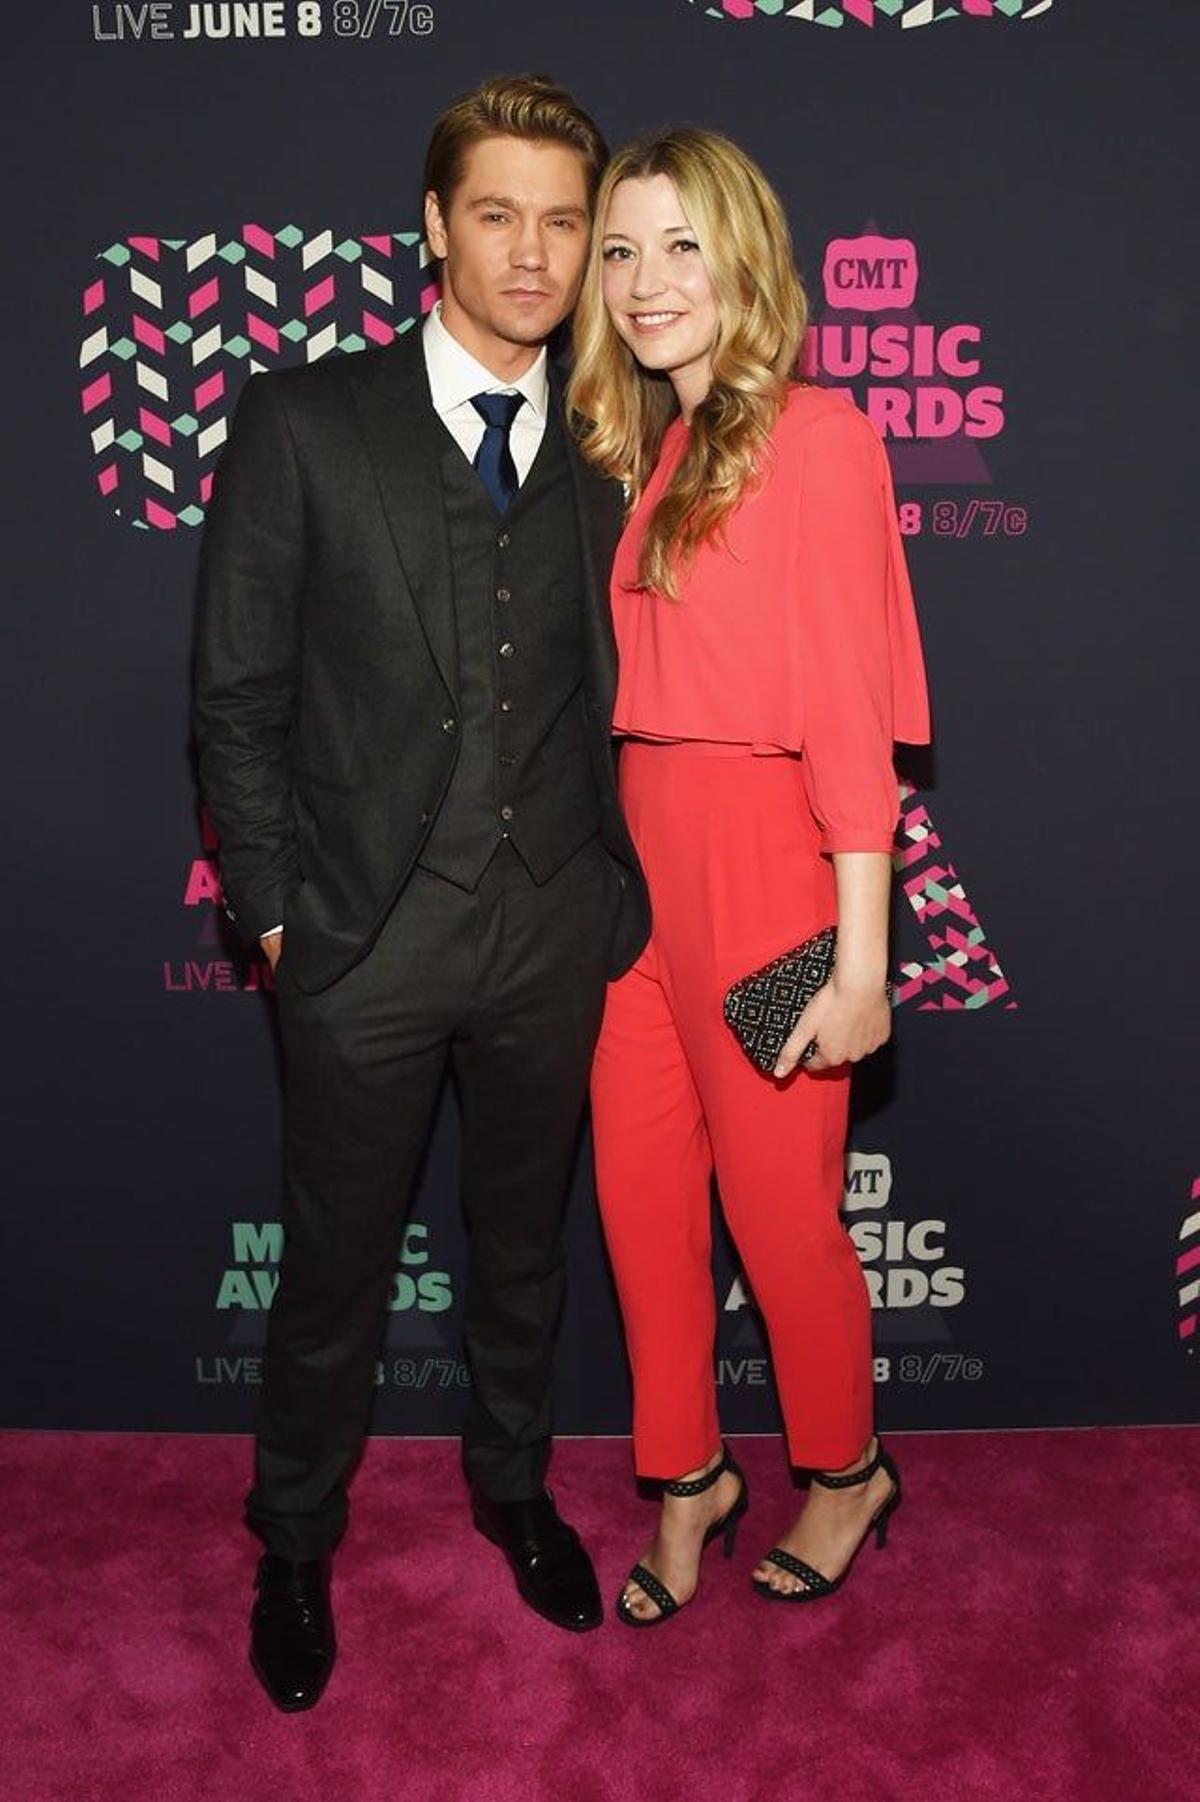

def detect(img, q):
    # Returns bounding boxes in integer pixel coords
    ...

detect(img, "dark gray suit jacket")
[192,332,650,993]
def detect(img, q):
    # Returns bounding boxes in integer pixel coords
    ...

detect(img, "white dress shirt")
[421,300,549,481]
[260,307,550,944]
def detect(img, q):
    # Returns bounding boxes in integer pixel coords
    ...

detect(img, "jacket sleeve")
[794,406,929,854]
[192,375,305,942]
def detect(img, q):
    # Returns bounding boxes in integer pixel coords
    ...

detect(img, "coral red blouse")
[610,384,931,854]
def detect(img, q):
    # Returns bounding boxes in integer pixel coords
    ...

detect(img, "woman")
[568,129,930,1624]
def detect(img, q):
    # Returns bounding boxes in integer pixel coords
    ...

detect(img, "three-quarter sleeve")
[794,407,929,853]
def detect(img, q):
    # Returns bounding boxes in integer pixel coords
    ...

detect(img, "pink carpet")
[2,1429,1195,1802]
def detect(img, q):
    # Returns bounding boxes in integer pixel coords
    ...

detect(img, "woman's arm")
[769,401,924,1077]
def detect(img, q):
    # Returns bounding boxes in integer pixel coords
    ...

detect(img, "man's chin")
[494,303,568,346]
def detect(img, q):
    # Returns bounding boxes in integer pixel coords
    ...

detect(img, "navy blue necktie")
[471,391,525,514]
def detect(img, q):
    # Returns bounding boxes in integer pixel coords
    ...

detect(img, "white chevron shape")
[197,418,228,459]
[361,264,394,304]
[302,230,333,270]
[129,267,163,308]
[244,266,278,307]
[142,452,174,493]
[80,326,108,368]
[136,361,169,401]
[191,325,222,366]
[186,234,217,272]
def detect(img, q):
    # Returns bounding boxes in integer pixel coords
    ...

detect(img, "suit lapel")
[350,340,622,710]
[350,332,458,700]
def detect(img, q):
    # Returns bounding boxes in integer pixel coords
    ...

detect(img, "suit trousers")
[246,836,619,1560]
[590,743,874,1480]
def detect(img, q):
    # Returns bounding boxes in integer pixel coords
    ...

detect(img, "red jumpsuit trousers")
[590,741,874,1479]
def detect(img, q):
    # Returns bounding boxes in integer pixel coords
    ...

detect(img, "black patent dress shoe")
[472,1490,603,1632]
[249,1554,335,1712]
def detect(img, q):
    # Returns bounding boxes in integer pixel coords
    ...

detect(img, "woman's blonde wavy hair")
[568,128,808,599]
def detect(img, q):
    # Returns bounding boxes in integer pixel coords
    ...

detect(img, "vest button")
[498,641,515,658]
[499,699,513,713]
[497,531,510,549]
[441,716,456,732]
[500,805,514,822]
[496,586,511,603]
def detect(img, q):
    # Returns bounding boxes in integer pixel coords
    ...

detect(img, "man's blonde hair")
[423,74,608,213]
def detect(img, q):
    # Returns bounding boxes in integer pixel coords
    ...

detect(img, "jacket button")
[498,641,515,659]
[500,805,514,822]
[498,753,515,767]
[497,531,510,549]
[441,717,456,732]
[496,586,511,603]
[499,698,513,713]
[420,811,430,826]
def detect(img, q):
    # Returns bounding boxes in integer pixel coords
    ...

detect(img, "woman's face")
[600,173,719,410]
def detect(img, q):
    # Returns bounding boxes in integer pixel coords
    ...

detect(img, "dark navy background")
[3,1,1197,1437]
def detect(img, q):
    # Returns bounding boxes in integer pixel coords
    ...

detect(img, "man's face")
[424,134,591,374]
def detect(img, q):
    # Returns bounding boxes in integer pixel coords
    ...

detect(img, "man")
[193,75,649,1712]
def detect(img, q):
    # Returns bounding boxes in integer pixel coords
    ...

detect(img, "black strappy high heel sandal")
[617,1444,749,1628]
[752,1436,900,1604]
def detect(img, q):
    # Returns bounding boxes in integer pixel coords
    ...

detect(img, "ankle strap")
[663,1446,729,1498]
[810,1438,882,1491]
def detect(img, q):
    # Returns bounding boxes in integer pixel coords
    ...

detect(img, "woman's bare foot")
[621,1448,744,1622]
[752,1437,897,1597]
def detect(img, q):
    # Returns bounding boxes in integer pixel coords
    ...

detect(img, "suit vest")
[418,404,602,889]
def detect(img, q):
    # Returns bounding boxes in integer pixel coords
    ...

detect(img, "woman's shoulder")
[774,382,883,457]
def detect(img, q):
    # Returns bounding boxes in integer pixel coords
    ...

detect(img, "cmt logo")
[843,1150,894,1210]
[804,225,1007,461]
[824,236,917,311]
[692,1,1054,28]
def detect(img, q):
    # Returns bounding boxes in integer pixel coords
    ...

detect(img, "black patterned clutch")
[722,925,840,1076]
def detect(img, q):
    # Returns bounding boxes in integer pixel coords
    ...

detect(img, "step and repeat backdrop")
[4,2,1198,1441]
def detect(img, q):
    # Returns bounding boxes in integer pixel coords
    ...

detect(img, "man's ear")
[424,189,448,261]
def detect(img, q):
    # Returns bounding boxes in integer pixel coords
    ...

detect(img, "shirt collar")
[422,301,549,423]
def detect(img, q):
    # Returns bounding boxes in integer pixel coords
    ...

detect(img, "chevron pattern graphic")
[80,226,432,531]
[1177,1178,1200,1347]
[691,1,1054,25]
[892,783,1013,1008]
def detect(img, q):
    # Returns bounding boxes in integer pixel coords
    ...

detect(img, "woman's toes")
[623,1584,657,1621]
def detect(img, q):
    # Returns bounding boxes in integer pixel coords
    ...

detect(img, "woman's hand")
[773,971,891,1079]
[772,849,894,1078]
